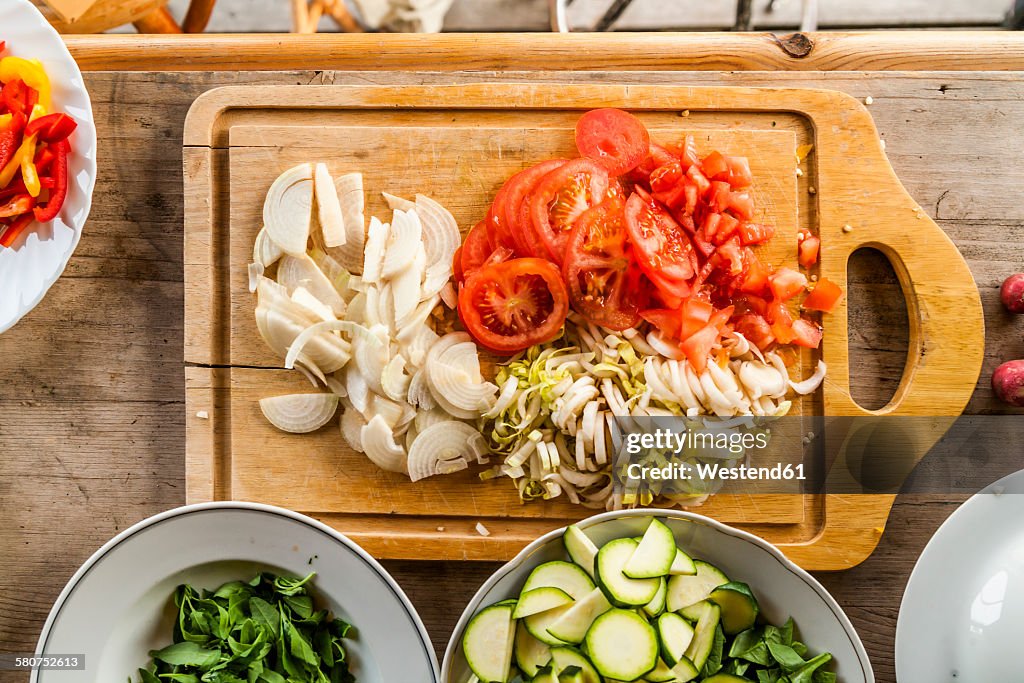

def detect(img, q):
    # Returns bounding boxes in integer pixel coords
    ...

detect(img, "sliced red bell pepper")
[33,138,69,222]
[0,193,34,218]
[0,212,33,248]
[0,113,17,171]
[25,113,76,144]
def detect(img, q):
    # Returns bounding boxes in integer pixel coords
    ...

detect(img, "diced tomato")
[727,191,754,220]
[701,151,730,180]
[734,314,775,350]
[714,214,740,245]
[718,237,744,276]
[640,308,682,340]
[799,234,821,268]
[803,277,844,312]
[663,134,700,170]
[769,267,808,301]
[692,228,715,258]
[649,161,683,193]
[685,164,711,196]
[739,221,775,246]
[739,252,772,296]
[790,318,823,348]
[680,324,721,373]
[652,181,688,212]
[724,156,753,188]
[680,298,715,340]
[702,212,722,240]
[734,294,769,317]
[682,181,699,215]
[707,181,731,213]
[628,143,678,183]
[767,300,796,344]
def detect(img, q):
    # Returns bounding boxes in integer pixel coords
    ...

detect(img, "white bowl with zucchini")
[443,510,872,683]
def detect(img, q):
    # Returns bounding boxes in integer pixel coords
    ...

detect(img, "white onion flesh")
[360,414,408,474]
[381,209,423,280]
[382,191,415,211]
[276,254,346,316]
[253,227,284,267]
[260,393,339,434]
[314,163,346,248]
[263,164,313,256]
[406,420,478,482]
[333,172,366,273]
[340,407,366,452]
[362,217,389,284]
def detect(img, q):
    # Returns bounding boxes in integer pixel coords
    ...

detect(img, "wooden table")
[2,32,1024,683]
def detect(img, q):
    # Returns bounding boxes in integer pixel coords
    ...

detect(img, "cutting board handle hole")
[846,247,910,410]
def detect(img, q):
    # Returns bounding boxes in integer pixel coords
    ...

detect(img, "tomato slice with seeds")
[575,108,650,177]
[562,199,642,331]
[501,159,567,257]
[458,258,569,354]
[530,158,609,263]
[624,187,698,299]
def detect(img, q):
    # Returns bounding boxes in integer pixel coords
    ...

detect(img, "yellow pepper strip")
[0,135,32,188]
[0,57,51,113]
[20,134,39,197]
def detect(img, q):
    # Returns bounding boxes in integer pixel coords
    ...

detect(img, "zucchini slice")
[669,547,697,576]
[583,608,659,682]
[708,582,759,635]
[656,612,695,666]
[642,658,678,683]
[702,675,755,683]
[563,525,600,579]
[642,577,667,618]
[557,665,584,683]
[682,601,722,672]
[512,586,575,619]
[665,560,729,612]
[522,561,595,600]
[624,518,677,579]
[524,603,575,647]
[462,602,515,683]
[668,655,700,683]
[596,538,661,606]
[546,587,612,644]
[549,647,601,683]
[513,620,551,678]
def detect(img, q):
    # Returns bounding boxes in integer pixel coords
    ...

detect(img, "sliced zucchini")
[563,525,600,579]
[513,586,575,619]
[642,577,667,618]
[682,601,721,672]
[532,664,558,683]
[596,538,661,607]
[665,560,729,612]
[642,658,677,683]
[583,608,658,682]
[524,603,574,647]
[522,561,595,600]
[549,647,601,683]
[669,547,696,576]
[668,655,700,683]
[656,612,695,666]
[546,587,612,644]
[494,598,519,607]
[624,518,677,579]
[702,675,754,683]
[556,665,584,683]
[462,602,515,683]
[513,620,551,678]
[708,582,759,635]
[679,600,709,622]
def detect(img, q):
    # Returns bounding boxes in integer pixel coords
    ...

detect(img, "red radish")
[1000,274,1024,313]
[992,360,1024,406]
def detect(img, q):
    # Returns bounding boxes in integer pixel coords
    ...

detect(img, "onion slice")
[406,420,477,482]
[263,164,313,256]
[315,163,346,248]
[260,393,339,434]
[334,172,366,273]
[360,414,408,474]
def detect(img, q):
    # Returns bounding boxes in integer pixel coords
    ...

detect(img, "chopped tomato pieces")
[791,318,824,348]
[769,267,808,301]
[798,233,821,268]
[803,277,844,312]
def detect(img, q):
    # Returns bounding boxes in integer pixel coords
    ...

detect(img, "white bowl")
[0,0,97,334]
[442,509,873,683]
[33,502,439,683]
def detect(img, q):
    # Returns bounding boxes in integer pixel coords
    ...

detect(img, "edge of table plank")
[64,31,1024,73]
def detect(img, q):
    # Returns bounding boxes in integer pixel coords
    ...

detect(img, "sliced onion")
[256,304,350,374]
[439,281,458,309]
[344,362,370,416]
[414,193,460,270]
[260,393,339,434]
[406,420,476,482]
[362,217,389,284]
[333,172,366,273]
[381,209,423,280]
[392,248,426,329]
[276,254,346,316]
[789,360,827,395]
[291,286,336,323]
[360,414,408,474]
[427,341,498,414]
[382,191,415,211]
[314,163,346,248]
[340,407,366,452]
[402,324,440,369]
[253,227,284,267]
[647,331,687,360]
[283,320,356,372]
[263,164,313,256]
[353,323,389,395]
[407,369,436,409]
[381,354,410,402]
[248,262,264,293]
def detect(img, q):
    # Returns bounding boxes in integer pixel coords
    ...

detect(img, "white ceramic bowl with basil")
[442,509,873,683]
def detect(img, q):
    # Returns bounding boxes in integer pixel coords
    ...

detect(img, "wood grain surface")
[180,82,982,569]
[3,63,1024,683]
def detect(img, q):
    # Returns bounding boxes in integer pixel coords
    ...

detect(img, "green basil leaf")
[273,573,315,597]
[150,642,221,668]
[283,596,313,620]
[813,670,837,683]
[249,598,280,639]
[756,670,782,683]
[788,653,832,683]
[158,675,200,683]
[288,623,320,667]
[138,668,162,683]
[767,642,807,672]
[256,671,285,683]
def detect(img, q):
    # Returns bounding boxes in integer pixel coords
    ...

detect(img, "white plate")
[32,503,440,683]
[896,470,1024,682]
[0,0,97,334]
[443,508,874,683]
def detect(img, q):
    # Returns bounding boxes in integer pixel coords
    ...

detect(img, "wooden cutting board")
[182,84,983,570]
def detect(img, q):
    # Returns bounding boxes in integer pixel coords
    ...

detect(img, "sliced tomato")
[803,277,843,312]
[769,267,808,301]
[502,159,567,257]
[563,199,643,330]
[680,298,715,340]
[629,143,678,183]
[790,318,823,348]
[575,108,650,176]
[460,221,494,277]
[739,221,774,246]
[452,246,465,283]
[725,156,753,188]
[734,313,775,350]
[458,258,569,354]
[680,324,721,373]
[624,187,698,299]
[649,161,684,194]
[640,308,681,340]
[798,233,821,269]
[665,134,700,170]
[701,151,730,181]
[529,158,609,263]
[486,178,517,250]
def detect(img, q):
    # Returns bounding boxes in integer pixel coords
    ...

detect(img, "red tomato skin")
[802,277,843,312]
[503,159,567,257]
[701,151,730,180]
[685,165,711,195]
[640,309,682,340]
[649,161,683,193]
[769,267,809,301]
[708,181,732,213]
[790,318,823,348]
[530,158,610,263]
[724,156,753,188]
[624,187,699,295]
[460,221,495,277]
[734,314,775,350]
[628,143,678,184]
[739,222,774,246]
[798,234,821,268]
[680,324,720,374]
[727,191,754,220]
[680,298,715,340]
[714,214,741,245]
[575,108,651,176]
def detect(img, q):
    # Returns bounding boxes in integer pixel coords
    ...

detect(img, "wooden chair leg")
[183,0,218,33]
[133,6,184,33]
